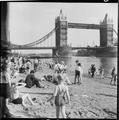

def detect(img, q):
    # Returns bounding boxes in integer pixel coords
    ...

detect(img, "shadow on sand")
[96,93,117,98]
[21,91,52,95]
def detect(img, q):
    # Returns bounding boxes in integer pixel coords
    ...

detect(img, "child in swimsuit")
[47,74,70,118]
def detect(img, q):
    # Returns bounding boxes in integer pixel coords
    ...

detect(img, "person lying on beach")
[47,74,70,118]
[25,70,45,88]
[10,82,36,108]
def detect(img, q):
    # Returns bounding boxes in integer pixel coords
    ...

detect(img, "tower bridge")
[10,10,117,57]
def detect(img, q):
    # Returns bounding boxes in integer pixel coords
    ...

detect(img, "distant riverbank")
[76,47,117,57]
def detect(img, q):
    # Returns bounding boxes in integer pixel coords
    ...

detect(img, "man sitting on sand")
[10,82,35,107]
[25,70,45,88]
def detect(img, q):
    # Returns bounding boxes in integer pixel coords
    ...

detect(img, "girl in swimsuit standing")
[47,74,70,118]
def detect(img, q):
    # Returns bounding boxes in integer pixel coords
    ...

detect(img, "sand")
[7,66,117,118]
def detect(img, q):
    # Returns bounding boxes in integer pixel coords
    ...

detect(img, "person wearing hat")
[47,74,70,118]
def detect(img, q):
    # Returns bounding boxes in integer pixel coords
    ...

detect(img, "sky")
[8,2,118,54]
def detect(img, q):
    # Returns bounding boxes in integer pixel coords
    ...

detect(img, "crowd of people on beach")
[0,55,117,118]
[88,63,117,85]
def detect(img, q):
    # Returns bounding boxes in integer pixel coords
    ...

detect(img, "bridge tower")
[53,9,72,57]
[100,14,113,47]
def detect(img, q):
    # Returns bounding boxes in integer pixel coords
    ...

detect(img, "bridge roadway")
[10,46,108,50]
[68,23,101,29]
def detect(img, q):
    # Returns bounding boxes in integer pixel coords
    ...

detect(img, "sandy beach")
[1,2,118,119]
[7,66,117,119]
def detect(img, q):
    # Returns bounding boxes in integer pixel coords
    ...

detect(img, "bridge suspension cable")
[10,27,56,48]
[10,25,117,48]
[23,28,56,47]
[112,28,118,36]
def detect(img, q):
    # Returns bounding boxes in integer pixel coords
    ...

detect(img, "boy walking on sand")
[74,62,83,84]
[47,74,70,118]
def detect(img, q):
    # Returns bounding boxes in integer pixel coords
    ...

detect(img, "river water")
[50,56,117,76]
